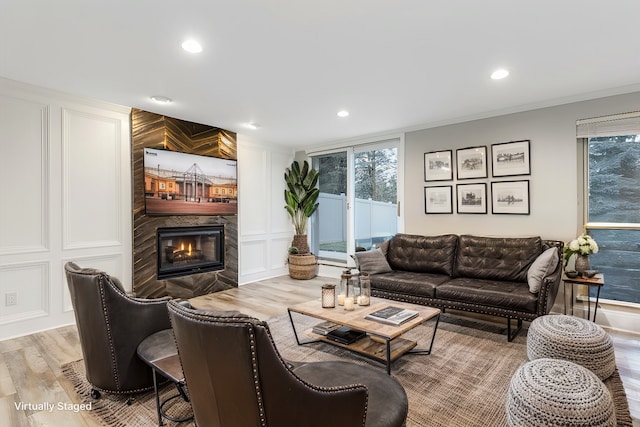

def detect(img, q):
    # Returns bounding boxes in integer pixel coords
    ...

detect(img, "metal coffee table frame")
[287,299,440,375]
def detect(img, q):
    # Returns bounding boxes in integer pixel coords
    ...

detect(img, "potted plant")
[284,160,319,279]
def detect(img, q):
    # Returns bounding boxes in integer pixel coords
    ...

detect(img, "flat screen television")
[143,148,237,216]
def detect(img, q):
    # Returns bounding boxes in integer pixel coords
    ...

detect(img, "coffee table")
[287,297,440,374]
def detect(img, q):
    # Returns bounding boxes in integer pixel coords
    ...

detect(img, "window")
[578,113,640,304]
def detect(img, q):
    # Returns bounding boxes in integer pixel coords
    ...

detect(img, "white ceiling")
[2,1,640,148]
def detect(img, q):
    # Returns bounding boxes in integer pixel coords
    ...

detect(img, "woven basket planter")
[288,254,318,280]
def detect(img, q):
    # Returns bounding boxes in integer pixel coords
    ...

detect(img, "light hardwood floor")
[1,275,638,426]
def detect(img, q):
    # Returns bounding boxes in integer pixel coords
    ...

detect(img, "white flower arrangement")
[563,233,599,264]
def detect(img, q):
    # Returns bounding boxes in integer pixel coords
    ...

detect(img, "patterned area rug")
[62,313,632,427]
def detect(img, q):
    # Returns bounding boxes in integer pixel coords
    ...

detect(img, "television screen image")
[143,148,237,215]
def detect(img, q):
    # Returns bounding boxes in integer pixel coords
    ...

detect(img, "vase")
[574,254,591,275]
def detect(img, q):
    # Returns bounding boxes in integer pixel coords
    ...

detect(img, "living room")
[1,2,640,426]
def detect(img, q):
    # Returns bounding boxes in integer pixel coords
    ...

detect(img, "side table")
[562,273,605,322]
[137,329,193,426]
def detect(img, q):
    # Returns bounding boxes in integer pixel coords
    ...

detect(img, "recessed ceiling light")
[151,95,172,104]
[245,122,260,130]
[181,39,203,54]
[491,69,509,80]
[337,110,349,118]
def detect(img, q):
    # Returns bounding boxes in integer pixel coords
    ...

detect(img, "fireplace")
[157,226,225,280]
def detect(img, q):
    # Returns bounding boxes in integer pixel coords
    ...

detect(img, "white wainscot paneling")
[61,254,123,312]
[239,148,268,236]
[0,262,49,324]
[62,109,122,249]
[271,151,294,234]
[240,240,268,276]
[0,96,49,254]
[272,236,292,270]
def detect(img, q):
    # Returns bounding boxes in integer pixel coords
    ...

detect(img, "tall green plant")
[284,160,319,235]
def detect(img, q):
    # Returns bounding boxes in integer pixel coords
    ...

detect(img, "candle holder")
[321,284,336,308]
[337,269,352,306]
[357,272,371,306]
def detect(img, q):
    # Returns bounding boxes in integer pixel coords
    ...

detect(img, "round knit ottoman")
[506,358,616,427]
[527,314,615,380]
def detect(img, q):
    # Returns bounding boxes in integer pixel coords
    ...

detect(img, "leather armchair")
[64,262,171,398]
[168,300,408,427]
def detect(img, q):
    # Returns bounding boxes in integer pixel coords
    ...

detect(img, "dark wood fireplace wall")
[131,108,238,298]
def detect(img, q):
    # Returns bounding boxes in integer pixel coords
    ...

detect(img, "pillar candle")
[344,297,355,311]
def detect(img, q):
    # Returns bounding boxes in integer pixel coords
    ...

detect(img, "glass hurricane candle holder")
[350,271,361,301]
[338,269,352,305]
[357,272,371,306]
[321,284,336,308]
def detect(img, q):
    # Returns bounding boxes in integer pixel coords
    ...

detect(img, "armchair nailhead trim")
[98,275,121,391]
[247,324,267,427]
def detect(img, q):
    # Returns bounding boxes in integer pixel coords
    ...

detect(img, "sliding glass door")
[310,139,401,263]
[354,144,398,251]
[311,151,348,261]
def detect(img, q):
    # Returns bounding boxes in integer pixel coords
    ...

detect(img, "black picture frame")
[491,180,530,214]
[456,183,487,214]
[424,150,453,181]
[491,140,530,177]
[424,186,453,214]
[456,146,487,180]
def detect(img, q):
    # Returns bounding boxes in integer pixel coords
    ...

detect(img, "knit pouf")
[506,358,616,427]
[527,314,615,380]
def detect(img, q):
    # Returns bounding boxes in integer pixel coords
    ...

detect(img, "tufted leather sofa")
[365,234,563,341]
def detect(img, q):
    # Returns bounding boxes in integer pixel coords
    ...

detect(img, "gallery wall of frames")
[424,140,530,215]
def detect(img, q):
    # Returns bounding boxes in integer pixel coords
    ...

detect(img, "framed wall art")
[491,140,530,177]
[456,146,487,180]
[424,186,453,214]
[424,150,453,181]
[456,183,487,214]
[491,180,530,214]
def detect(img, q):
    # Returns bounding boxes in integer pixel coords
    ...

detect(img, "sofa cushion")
[352,249,393,274]
[454,235,542,282]
[370,271,451,298]
[437,277,538,313]
[387,233,458,275]
[527,247,559,293]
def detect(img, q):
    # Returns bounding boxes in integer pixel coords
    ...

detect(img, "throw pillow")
[353,248,392,274]
[376,238,391,256]
[527,247,559,293]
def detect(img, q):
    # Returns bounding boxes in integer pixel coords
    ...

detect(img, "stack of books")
[365,306,419,325]
[312,321,340,336]
[326,326,366,344]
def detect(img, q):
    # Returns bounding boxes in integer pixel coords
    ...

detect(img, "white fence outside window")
[317,193,397,254]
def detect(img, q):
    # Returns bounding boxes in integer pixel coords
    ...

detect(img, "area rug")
[62,313,633,426]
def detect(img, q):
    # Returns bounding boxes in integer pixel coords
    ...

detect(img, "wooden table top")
[562,273,604,286]
[288,297,440,340]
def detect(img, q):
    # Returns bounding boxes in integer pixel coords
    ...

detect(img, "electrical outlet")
[5,292,17,306]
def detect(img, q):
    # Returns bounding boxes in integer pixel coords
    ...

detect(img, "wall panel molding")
[0,97,50,255]
[237,138,293,284]
[62,108,123,249]
[0,77,132,340]
[0,261,49,325]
